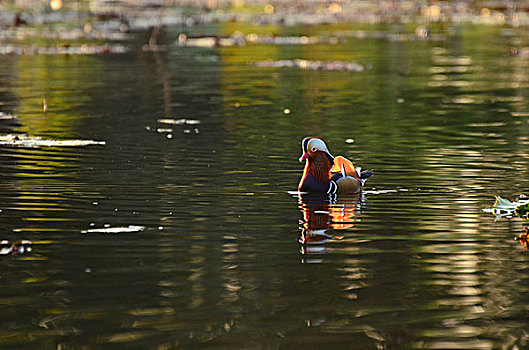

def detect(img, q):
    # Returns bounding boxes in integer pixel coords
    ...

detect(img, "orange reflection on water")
[515,227,529,250]
[298,193,361,248]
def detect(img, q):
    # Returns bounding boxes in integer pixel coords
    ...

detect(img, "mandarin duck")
[298,137,373,194]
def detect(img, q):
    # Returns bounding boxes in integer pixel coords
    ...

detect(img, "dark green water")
[2,22,529,349]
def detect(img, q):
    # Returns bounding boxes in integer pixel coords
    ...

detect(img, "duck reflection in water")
[298,192,363,259]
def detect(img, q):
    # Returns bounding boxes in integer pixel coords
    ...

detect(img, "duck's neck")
[306,152,332,184]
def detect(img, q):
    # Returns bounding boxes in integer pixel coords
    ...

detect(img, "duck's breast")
[299,173,330,193]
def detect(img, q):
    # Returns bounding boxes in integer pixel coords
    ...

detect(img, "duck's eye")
[311,147,317,152]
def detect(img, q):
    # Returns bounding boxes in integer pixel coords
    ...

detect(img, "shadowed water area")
[2,22,529,349]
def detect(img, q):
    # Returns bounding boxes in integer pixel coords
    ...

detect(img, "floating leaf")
[0,134,105,148]
[0,112,17,120]
[483,196,529,221]
[1,240,33,256]
[157,118,200,125]
[516,203,529,219]
[81,225,145,234]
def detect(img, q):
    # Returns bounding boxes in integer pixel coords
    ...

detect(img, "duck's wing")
[331,156,361,180]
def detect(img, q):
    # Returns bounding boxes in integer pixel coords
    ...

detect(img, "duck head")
[298,137,335,193]
[299,137,334,164]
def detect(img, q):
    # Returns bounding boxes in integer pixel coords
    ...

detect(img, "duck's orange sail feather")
[330,156,360,179]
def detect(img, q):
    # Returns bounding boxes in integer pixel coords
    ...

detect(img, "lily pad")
[0,134,105,148]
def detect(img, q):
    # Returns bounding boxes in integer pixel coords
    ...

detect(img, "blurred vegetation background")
[3,0,529,28]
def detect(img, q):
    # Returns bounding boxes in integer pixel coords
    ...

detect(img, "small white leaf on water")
[0,134,105,148]
[0,247,12,255]
[157,118,200,125]
[81,225,146,234]
[0,112,17,120]
[483,196,529,221]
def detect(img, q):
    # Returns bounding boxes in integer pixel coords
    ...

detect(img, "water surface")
[2,23,529,349]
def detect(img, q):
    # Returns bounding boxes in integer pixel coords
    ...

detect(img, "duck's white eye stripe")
[308,138,330,154]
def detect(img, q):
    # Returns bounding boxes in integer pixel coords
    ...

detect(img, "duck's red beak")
[299,152,309,163]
